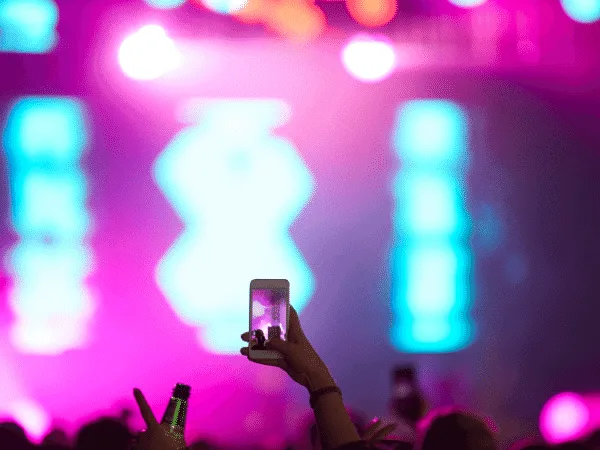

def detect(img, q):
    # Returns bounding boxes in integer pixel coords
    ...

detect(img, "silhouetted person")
[418,410,497,450]
[253,329,267,350]
[0,421,34,450]
[587,429,600,450]
[555,442,591,450]
[118,407,133,429]
[510,440,550,450]
[74,417,132,450]
[42,428,70,447]
[39,444,71,450]
[188,439,218,450]
[268,325,282,341]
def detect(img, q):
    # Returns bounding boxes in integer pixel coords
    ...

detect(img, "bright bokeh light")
[448,0,488,7]
[267,0,326,42]
[154,99,314,353]
[232,0,264,24]
[394,100,469,166]
[118,25,182,80]
[540,393,590,443]
[346,0,397,27]
[231,0,325,40]
[10,399,51,443]
[144,0,186,8]
[193,0,248,14]
[342,34,396,83]
[2,97,95,355]
[400,173,467,235]
[560,0,600,23]
[391,100,473,353]
[0,0,58,53]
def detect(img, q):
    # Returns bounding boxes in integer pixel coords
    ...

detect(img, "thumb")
[266,336,291,355]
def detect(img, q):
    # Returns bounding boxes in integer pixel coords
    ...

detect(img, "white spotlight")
[118,25,182,80]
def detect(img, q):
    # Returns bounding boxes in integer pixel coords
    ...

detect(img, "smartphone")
[249,279,290,360]
[391,365,422,423]
[393,366,415,397]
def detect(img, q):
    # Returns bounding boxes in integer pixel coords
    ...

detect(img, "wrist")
[306,370,336,392]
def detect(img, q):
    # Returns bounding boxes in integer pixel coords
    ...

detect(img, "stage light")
[398,172,467,236]
[560,0,600,23]
[2,97,95,355]
[267,0,326,42]
[448,0,488,7]
[118,25,181,81]
[341,34,396,83]
[391,100,473,353]
[0,0,59,53]
[540,393,591,443]
[231,0,265,23]
[393,100,469,166]
[154,99,314,353]
[192,0,248,14]
[346,0,397,27]
[10,399,51,444]
[144,0,186,8]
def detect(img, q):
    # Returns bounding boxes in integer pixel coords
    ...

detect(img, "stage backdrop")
[1,8,600,448]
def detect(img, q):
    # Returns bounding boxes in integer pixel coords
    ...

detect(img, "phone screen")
[249,283,289,359]
[391,365,422,424]
[394,366,415,397]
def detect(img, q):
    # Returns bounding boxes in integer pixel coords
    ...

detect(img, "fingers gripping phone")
[249,279,290,359]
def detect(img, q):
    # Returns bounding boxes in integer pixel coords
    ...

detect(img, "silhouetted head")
[555,442,591,450]
[587,429,600,450]
[189,439,218,450]
[42,428,70,447]
[418,410,497,450]
[379,440,414,450]
[75,417,133,450]
[0,421,33,450]
[39,444,71,450]
[510,439,550,450]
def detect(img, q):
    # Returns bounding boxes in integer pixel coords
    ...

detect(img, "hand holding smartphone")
[248,279,290,360]
[241,281,332,390]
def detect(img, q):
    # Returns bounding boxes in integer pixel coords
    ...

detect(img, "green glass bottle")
[129,383,191,450]
[161,383,191,442]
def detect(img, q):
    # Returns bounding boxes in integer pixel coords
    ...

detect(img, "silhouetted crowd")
[1,409,600,450]
[2,305,600,450]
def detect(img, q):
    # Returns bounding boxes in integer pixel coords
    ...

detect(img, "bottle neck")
[161,397,188,434]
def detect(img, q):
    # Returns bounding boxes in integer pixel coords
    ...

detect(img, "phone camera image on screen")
[249,280,289,359]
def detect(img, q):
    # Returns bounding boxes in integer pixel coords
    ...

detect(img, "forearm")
[307,370,362,450]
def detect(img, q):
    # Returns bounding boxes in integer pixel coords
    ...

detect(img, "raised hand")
[362,417,398,442]
[241,305,332,391]
[133,388,186,450]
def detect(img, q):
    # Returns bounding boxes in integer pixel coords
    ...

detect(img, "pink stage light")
[118,25,182,80]
[341,34,396,83]
[539,392,600,444]
[448,0,488,7]
[10,399,51,444]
